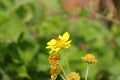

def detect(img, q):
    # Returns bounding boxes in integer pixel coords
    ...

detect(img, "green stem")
[63,50,70,72]
[54,76,57,80]
[66,54,70,72]
[59,63,67,78]
[85,65,89,80]
[59,74,66,80]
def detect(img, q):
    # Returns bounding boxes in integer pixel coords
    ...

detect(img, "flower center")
[56,39,64,48]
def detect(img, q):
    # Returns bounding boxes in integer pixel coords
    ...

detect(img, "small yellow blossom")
[49,53,60,66]
[66,72,80,80]
[50,65,61,80]
[82,53,97,64]
[46,32,71,53]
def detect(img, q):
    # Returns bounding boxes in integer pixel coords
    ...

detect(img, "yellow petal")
[49,47,60,53]
[65,44,71,48]
[65,40,72,44]
[46,46,50,49]
[46,45,54,49]
[58,35,63,40]
[47,39,56,45]
[62,32,70,41]
[55,47,60,52]
[64,40,71,48]
[49,49,54,53]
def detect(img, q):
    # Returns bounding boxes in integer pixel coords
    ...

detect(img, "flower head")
[46,32,71,53]
[49,53,60,66]
[50,65,61,80]
[82,53,97,64]
[66,72,80,80]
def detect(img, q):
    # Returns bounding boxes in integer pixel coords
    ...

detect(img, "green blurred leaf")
[0,14,28,44]
[0,11,9,23]
[17,65,30,78]
[42,0,60,11]
[115,36,120,47]
[14,0,34,8]
[17,40,39,65]
[36,53,49,72]
[0,69,10,80]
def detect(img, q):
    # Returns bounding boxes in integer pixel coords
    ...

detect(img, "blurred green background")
[0,0,120,80]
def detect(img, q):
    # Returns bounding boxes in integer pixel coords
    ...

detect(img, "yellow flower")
[50,65,61,80]
[66,72,80,80]
[48,53,60,66]
[82,53,97,64]
[46,32,72,53]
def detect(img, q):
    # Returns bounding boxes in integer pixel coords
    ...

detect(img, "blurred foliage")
[0,0,120,80]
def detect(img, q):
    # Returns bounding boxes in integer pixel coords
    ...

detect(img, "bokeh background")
[0,0,120,80]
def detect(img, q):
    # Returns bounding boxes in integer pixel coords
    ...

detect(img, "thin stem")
[59,63,67,78]
[85,65,89,80]
[59,74,66,80]
[63,50,70,72]
[65,54,70,72]
[54,76,57,80]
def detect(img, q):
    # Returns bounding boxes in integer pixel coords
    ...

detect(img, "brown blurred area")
[61,0,120,20]
[39,0,120,25]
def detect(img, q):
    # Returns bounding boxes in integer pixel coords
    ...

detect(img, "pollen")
[82,53,97,64]
[66,72,80,80]
[49,53,60,65]
[56,39,64,48]
[50,65,61,80]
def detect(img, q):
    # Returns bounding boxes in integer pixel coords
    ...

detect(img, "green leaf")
[0,45,7,62]
[16,65,30,78]
[0,11,9,23]
[0,14,28,44]
[115,36,120,47]
[0,69,10,80]
[42,0,60,11]
[17,40,39,65]
[14,0,34,8]
[36,53,49,72]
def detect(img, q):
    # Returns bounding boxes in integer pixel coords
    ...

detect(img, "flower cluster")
[47,32,72,80]
[46,32,97,80]
[48,53,61,80]
[46,32,71,53]
[82,53,97,64]
[47,32,71,80]
[49,53,60,66]
[50,65,61,80]
[66,72,80,80]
